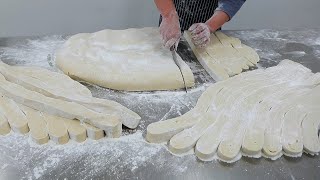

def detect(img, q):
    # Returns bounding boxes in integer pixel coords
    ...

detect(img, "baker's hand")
[189,23,212,48]
[160,11,181,49]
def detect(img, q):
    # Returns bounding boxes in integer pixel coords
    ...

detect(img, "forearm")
[154,0,176,17]
[206,0,246,32]
[216,0,246,20]
[205,11,230,32]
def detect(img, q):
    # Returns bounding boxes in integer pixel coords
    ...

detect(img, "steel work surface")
[0,29,320,180]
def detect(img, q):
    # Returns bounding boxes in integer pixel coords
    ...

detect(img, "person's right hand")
[160,11,181,49]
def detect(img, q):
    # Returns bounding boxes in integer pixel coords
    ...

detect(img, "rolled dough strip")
[45,113,70,144]
[200,63,313,160]
[241,101,270,156]
[263,102,292,158]
[281,108,305,157]
[242,87,309,156]
[146,83,225,143]
[186,70,274,159]
[0,74,121,138]
[0,94,29,134]
[169,111,216,154]
[302,112,320,155]
[19,105,49,145]
[82,123,105,140]
[161,67,283,153]
[262,75,317,158]
[146,109,202,143]
[300,86,320,154]
[195,115,228,161]
[0,62,141,129]
[64,119,87,143]
[2,63,92,98]
[0,111,10,135]
[216,80,287,160]
[79,100,140,129]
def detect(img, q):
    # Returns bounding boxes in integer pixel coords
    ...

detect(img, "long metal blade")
[171,48,188,93]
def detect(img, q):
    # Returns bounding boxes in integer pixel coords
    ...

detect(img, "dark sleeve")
[216,0,246,20]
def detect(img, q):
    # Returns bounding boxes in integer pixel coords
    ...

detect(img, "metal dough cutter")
[170,45,188,93]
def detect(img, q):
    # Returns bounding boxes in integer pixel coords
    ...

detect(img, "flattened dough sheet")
[55,27,195,91]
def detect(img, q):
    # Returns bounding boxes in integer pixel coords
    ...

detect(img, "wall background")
[1,0,320,37]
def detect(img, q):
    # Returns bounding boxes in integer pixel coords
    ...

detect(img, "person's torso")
[174,0,219,31]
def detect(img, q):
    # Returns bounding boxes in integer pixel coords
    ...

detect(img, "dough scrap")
[0,61,141,129]
[184,31,260,81]
[147,60,320,162]
[55,27,195,91]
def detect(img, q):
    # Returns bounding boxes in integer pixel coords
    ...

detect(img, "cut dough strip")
[169,111,216,154]
[0,94,29,134]
[63,119,87,143]
[44,113,70,145]
[19,105,50,145]
[147,60,320,163]
[146,83,226,143]
[82,123,105,140]
[0,73,121,138]
[0,61,141,129]
[0,111,10,135]
[184,31,260,81]
[184,31,229,81]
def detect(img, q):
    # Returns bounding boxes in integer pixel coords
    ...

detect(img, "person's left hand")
[188,23,212,48]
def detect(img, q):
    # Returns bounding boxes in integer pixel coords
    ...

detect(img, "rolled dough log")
[0,61,141,129]
[55,27,195,91]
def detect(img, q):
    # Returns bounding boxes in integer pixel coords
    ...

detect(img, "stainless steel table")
[0,29,320,180]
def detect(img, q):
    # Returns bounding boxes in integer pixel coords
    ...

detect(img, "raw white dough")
[0,73,121,138]
[147,60,320,162]
[0,61,141,129]
[184,31,260,81]
[55,27,195,91]
[19,105,50,144]
[0,93,29,134]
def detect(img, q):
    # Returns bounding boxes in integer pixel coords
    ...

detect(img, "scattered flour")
[315,37,320,45]
[0,35,65,70]
[1,164,8,170]
[0,131,194,179]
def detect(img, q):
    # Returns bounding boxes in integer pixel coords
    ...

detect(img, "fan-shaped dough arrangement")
[0,61,141,144]
[184,31,260,81]
[146,60,320,163]
[55,27,195,91]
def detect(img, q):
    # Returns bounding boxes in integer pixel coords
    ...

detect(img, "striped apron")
[159,0,219,31]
